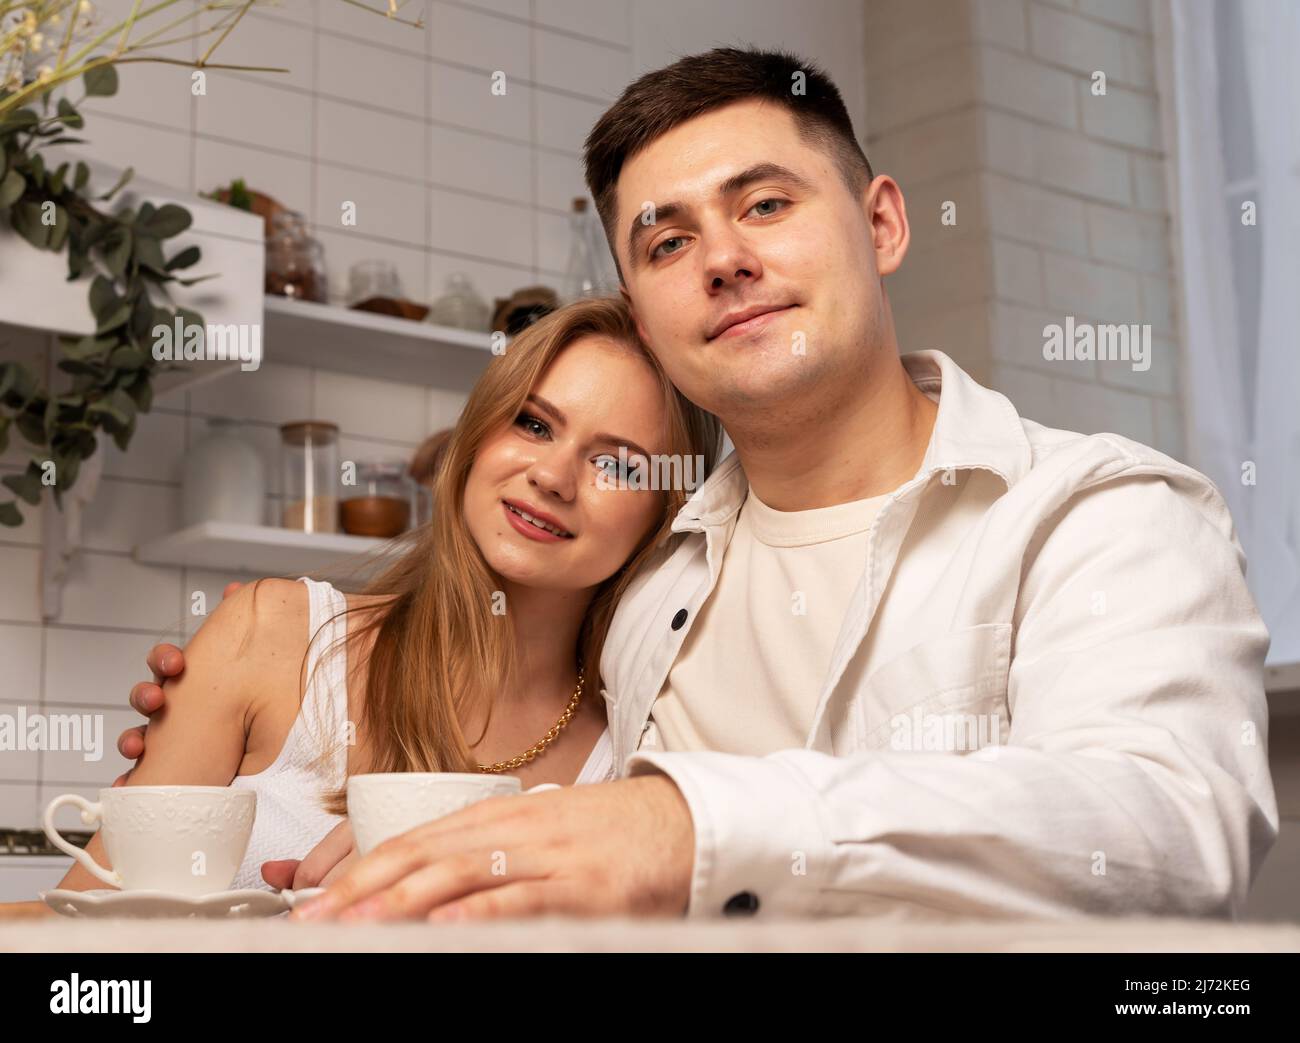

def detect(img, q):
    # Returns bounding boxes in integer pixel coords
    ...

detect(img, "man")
[118,48,1277,921]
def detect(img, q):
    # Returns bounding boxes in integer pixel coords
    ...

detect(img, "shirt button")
[723,891,760,916]
[671,608,688,630]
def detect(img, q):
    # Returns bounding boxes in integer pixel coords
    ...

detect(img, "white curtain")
[1157,0,1300,664]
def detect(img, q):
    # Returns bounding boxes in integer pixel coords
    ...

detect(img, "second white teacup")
[348,772,556,855]
[43,785,256,896]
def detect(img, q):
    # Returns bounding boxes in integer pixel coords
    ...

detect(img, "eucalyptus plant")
[0,65,208,527]
[0,0,422,527]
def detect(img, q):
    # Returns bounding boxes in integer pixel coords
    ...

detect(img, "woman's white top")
[228,576,615,891]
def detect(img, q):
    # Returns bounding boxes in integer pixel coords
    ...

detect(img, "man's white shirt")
[599,349,1278,920]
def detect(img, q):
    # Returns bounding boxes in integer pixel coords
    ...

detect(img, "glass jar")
[340,460,416,538]
[182,418,267,527]
[427,272,490,331]
[347,260,403,305]
[266,210,328,302]
[279,421,340,533]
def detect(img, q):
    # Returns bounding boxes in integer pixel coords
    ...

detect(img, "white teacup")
[43,786,256,896]
[348,772,557,855]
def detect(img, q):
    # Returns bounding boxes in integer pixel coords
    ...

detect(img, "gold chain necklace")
[476,665,585,774]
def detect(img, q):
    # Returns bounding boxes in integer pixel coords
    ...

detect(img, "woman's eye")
[747,198,788,218]
[515,413,549,438]
[595,453,645,482]
[651,236,686,260]
[595,454,631,479]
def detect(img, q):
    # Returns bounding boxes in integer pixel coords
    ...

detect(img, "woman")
[32,295,721,903]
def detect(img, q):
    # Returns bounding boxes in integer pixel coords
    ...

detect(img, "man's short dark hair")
[583,46,873,280]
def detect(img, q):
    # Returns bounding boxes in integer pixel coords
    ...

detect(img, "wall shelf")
[261,295,495,391]
[134,520,402,576]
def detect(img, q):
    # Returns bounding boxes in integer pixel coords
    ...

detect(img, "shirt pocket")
[853,622,1012,754]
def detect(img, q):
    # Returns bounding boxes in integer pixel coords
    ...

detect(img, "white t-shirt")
[647,486,890,755]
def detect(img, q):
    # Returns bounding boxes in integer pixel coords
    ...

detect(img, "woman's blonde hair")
[315,295,721,812]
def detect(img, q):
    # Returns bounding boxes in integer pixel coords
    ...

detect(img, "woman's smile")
[502,499,575,541]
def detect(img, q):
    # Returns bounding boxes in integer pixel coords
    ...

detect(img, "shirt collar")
[670,349,1032,535]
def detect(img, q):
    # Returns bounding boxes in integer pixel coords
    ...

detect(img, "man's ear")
[621,285,652,344]
[866,174,910,278]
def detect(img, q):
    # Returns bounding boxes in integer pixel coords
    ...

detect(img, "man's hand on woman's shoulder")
[114,580,254,785]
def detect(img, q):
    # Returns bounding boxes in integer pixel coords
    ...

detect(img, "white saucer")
[40,887,327,919]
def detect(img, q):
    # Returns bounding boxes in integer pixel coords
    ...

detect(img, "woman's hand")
[262,819,358,890]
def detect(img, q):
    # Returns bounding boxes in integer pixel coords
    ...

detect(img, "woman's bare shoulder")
[190,578,311,686]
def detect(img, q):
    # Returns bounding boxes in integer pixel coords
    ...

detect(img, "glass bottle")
[560,197,614,304]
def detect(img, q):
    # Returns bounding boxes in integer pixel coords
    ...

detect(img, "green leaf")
[48,205,70,251]
[97,166,133,201]
[0,501,22,527]
[88,387,137,427]
[0,168,24,208]
[0,361,36,405]
[142,203,191,239]
[81,221,112,249]
[95,301,131,334]
[125,371,153,413]
[74,161,89,191]
[83,61,120,98]
[49,162,69,194]
[15,409,46,446]
[11,201,51,248]
[171,273,219,287]
[103,229,132,277]
[110,416,136,452]
[0,415,8,455]
[127,297,151,343]
[109,346,148,371]
[56,357,104,378]
[89,275,118,321]
[164,244,201,271]
[56,98,84,130]
[0,108,38,134]
[62,334,116,360]
[67,248,87,280]
[135,234,165,272]
[49,452,81,494]
[43,396,59,440]
[2,465,43,506]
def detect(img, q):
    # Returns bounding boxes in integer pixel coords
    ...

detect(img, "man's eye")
[515,413,549,438]
[747,198,788,218]
[651,236,686,260]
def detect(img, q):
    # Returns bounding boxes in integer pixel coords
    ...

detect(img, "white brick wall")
[867,0,1183,455]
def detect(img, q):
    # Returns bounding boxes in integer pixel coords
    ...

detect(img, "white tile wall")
[867,0,1186,460]
[44,628,181,712]
[0,624,42,706]
[0,702,42,782]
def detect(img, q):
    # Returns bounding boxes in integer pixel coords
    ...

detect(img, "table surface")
[3,913,1299,952]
